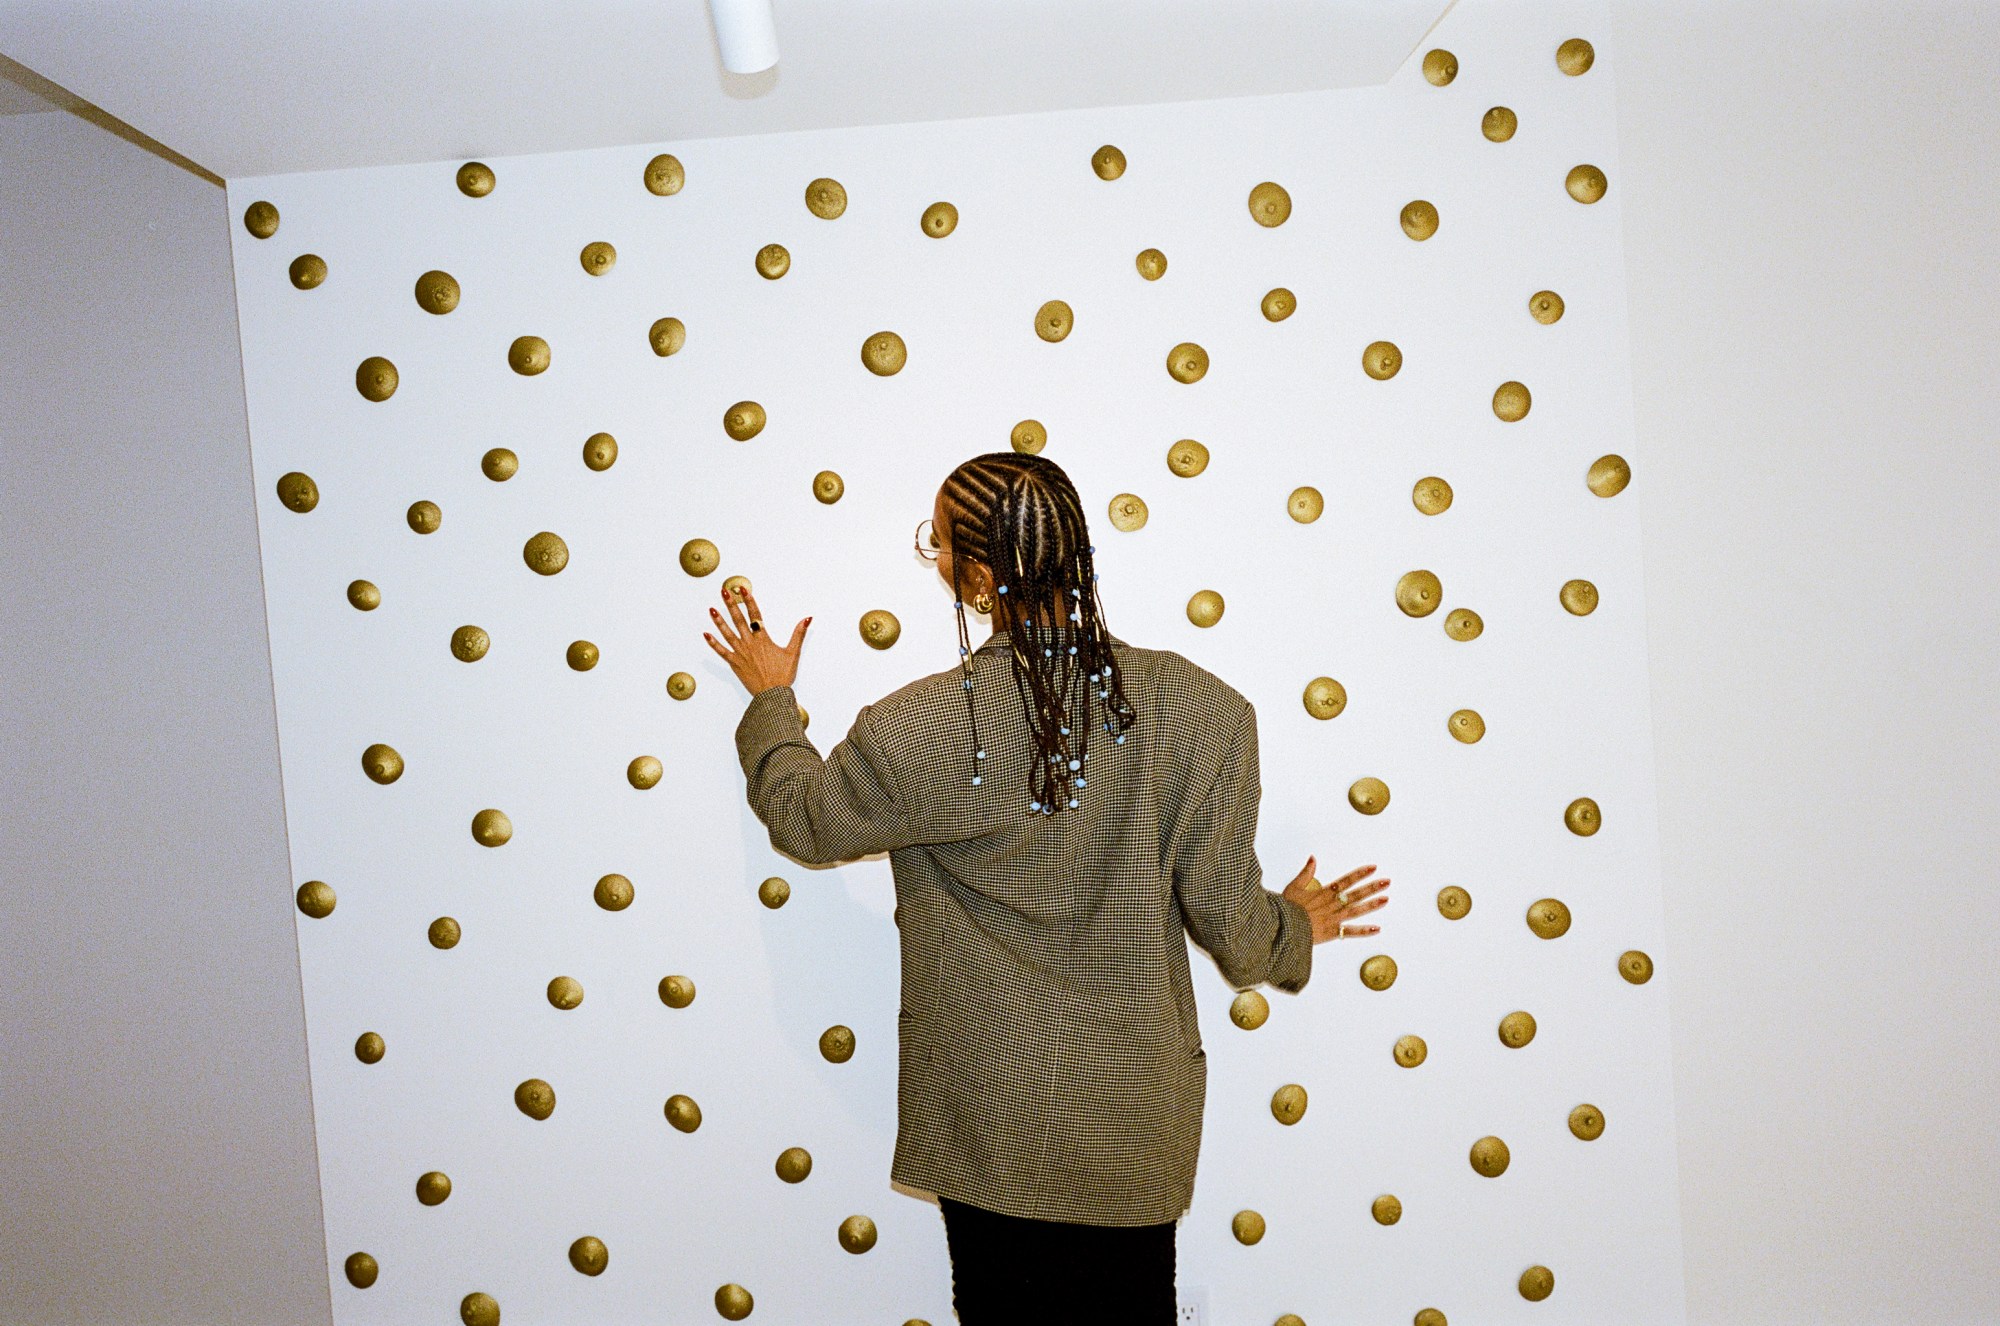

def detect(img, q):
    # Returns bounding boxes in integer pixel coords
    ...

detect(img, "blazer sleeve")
[1171,700,1314,993]
[734,683,913,865]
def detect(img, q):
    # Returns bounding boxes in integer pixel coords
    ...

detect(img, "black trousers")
[939,1195,1179,1325]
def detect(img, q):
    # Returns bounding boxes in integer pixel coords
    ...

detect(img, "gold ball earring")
[972,591,996,615]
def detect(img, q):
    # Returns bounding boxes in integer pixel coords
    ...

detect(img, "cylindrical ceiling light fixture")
[708,0,779,73]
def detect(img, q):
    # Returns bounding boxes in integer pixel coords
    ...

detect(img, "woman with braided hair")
[705,451,1390,1324]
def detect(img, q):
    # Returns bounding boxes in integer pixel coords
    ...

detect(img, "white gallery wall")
[5,2,1998,1326]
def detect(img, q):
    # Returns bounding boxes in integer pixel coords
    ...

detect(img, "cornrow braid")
[940,452,1136,815]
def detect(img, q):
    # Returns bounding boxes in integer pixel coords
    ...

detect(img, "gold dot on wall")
[579,241,616,275]
[1167,439,1209,477]
[1288,486,1323,523]
[1091,144,1127,180]
[1395,1034,1427,1067]
[714,1283,752,1320]
[723,400,766,441]
[1498,1010,1537,1048]
[1231,1210,1266,1245]
[514,1078,556,1120]
[276,471,319,512]
[1260,287,1296,321]
[1437,885,1471,919]
[1107,494,1148,532]
[428,916,461,948]
[289,254,327,289]
[1035,300,1074,342]
[450,625,490,662]
[758,876,790,908]
[296,880,336,918]
[1566,163,1608,203]
[1412,476,1452,514]
[1564,796,1601,835]
[1011,419,1047,454]
[243,200,279,237]
[508,335,551,375]
[1483,106,1519,141]
[643,153,684,196]
[659,974,696,1007]
[1395,569,1441,616]
[1166,342,1208,383]
[1371,1195,1402,1226]
[1493,380,1531,420]
[347,580,379,611]
[407,500,441,534]
[1587,454,1630,496]
[355,355,398,400]
[362,743,404,784]
[1302,677,1346,719]
[1362,341,1401,380]
[1136,248,1167,280]
[921,201,958,236]
[1519,1266,1555,1303]
[523,531,570,576]
[666,671,696,700]
[804,177,847,219]
[1360,954,1397,990]
[456,161,496,196]
[859,609,901,649]
[1560,578,1598,615]
[566,640,599,671]
[1469,1135,1509,1177]
[1619,950,1654,983]
[722,574,752,599]
[775,1147,812,1182]
[1270,1083,1308,1125]
[1349,777,1390,814]
[1557,37,1595,75]
[819,1025,855,1063]
[1448,708,1485,743]
[1526,897,1572,938]
[860,330,907,375]
[1230,990,1270,1029]
[1247,181,1291,227]
[414,270,459,313]
[569,1236,609,1277]
[1569,1102,1606,1140]
[755,243,790,279]
[1444,607,1483,640]
[813,470,845,503]
[649,316,686,356]
[1529,289,1564,323]
[1421,48,1457,85]
[665,1093,703,1131]
[548,975,583,1009]
[627,756,663,790]
[1186,590,1224,627]
[481,448,517,481]
[681,539,719,576]
[1400,200,1439,240]
[344,1252,379,1288]
[416,1171,453,1205]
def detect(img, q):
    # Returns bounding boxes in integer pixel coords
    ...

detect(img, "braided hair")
[940,452,1136,814]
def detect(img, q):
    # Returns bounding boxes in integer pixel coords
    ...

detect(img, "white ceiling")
[0,0,1454,181]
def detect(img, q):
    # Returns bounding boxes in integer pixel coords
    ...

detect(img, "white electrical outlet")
[1175,1283,1208,1326]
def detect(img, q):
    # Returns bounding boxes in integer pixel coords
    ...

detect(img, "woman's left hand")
[705,584,811,696]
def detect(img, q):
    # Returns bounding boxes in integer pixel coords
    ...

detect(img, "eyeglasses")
[915,518,942,562]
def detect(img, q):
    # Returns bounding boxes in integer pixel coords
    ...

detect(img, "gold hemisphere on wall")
[1136,248,1167,280]
[1414,1310,1446,1326]
[758,876,790,908]
[1530,289,1565,323]
[1619,950,1654,984]
[1519,1266,1555,1302]
[509,335,551,375]
[450,625,490,662]
[548,976,583,1009]
[1167,439,1209,477]
[460,1293,499,1326]
[243,200,279,237]
[1091,144,1126,180]
[1302,677,1345,720]
[722,574,752,599]
[567,640,600,671]
[797,705,809,729]
[1448,708,1485,743]
[481,448,517,481]
[1349,777,1390,814]
[1166,342,1208,383]
[1498,1010,1537,1048]
[1362,341,1401,380]
[921,201,958,236]
[755,243,790,279]
[680,539,719,576]
[1569,1103,1606,1140]
[1186,590,1224,627]
[523,531,570,576]
[1566,163,1608,203]
[1437,885,1471,919]
[429,917,461,949]
[1527,897,1572,939]
[805,177,848,219]
[296,880,335,918]
[1482,107,1519,142]
[1422,49,1458,85]
[1288,486,1323,523]
[1444,607,1482,640]
[1107,494,1148,531]
[1231,1210,1266,1245]
[1557,37,1595,75]
[775,1147,812,1183]
[355,356,398,401]
[658,974,696,1007]
[289,254,327,289]
[1493,380,1531,420]
[410,268,459,313]
[643,153,684,195]
[361,743,403,784]
[1393,1034,1427,1067]
[1035,300,1074,342]
[456,161,495,196]
[1261,288,1296,321]
[724,401,766,441]
[579,241,616,276]
[1564,796,1601,836]
[819,1025,856,1063]
[859,609,901,649]
[1587,454,1631,496]
[594,873,634,911]
[861,330,907,375]
[1247,181,1291,227]
[343,1252,378,1288]
[1270,1083,1308,1125]
[1400,200,1438,239]
[470,807,512,847]
[627,755,663,790]
[664,1093,702,1133]
[1230,990,1270,1029]
[1469,1135,1510,1177]
[1412,476,1452,514]
[1011,419,1047,454]
[416,1170,452,1205]
[276,472,318,513]
[1370,1195,1402,1226]
[515,1077,556,1120]
[1359,954,1397,991]
[666,670,696,699]
[1395,569,1442,616]
[813,470,845,503]
[838,1214,878,1254]
[649,316,686,356]
[354,1031,385,1063]
[1560,578,1599,614]
[569,1236,609,1276]
[715,1284,753,1320]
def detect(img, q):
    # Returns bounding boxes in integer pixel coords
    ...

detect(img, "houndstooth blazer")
[734,631,1314,1227]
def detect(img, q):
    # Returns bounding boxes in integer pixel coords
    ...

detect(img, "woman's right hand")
[1281,857,1390,944]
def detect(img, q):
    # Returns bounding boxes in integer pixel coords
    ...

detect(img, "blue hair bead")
[1115,733,1126,745]
[1068,759,1080,770]
[1076,777,1086,787]
[997,585,1008,595]
[1068,645,1078,655]
[1068,798,1079,809]
[1030,800,1041,811]
[959,646,969,656]
[972,775,982,786]
[976,749,986,760]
